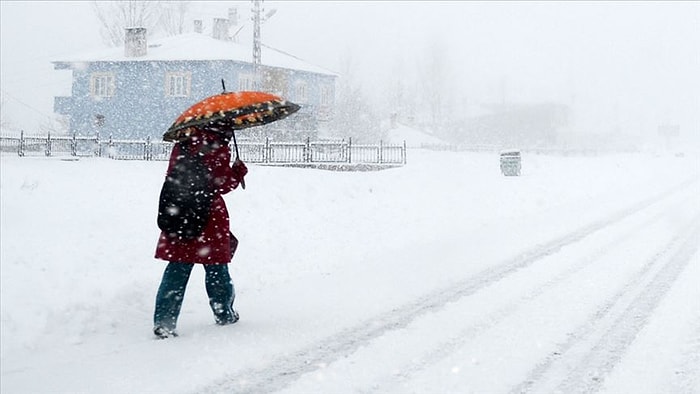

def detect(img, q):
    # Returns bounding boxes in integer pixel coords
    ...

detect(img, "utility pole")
[252,0,262,69]
[252,0,263,89]
[251,0,276,89]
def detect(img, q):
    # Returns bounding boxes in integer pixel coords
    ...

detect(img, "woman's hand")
[232,159,248,181]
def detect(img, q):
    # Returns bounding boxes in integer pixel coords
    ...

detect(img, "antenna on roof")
[221,79,226,93]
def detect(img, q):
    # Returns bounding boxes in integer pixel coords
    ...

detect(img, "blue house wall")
[54,58,335,140]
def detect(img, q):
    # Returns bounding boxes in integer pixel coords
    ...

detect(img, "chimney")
[212,18,229,40]
[228,7,240,42]
[228,8,239,28]
[193,20,203,34]
[124,27,147,57]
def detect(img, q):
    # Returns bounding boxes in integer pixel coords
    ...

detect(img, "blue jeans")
[154,262,236,331]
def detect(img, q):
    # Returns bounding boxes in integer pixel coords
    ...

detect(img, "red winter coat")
[155,130,242,264]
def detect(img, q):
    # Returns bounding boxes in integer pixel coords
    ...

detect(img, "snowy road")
[204,177,700,394]
[2,152,699,394]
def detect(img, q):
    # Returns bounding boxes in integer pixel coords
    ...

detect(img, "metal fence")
[0,132,407,166]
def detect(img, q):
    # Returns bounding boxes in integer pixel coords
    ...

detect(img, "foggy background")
[1,1,698,151]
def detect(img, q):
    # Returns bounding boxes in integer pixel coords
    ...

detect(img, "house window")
[320,85,333,106]
[90,73,115,98]
[295,81,308,103]
[165,72,191,97]
[238,73,255,91]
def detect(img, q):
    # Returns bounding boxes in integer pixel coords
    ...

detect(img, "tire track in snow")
[366,194,693,394]
[665,288,700,394]
[198,178,698,394]
[672,311,700,394]
[513,214,700,394]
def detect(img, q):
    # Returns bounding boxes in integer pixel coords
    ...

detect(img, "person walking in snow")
[153,127,247,339]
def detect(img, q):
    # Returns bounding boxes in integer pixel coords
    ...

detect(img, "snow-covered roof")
[52,33,338,77]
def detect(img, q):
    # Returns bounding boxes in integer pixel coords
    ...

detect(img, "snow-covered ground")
[1,149,699,394]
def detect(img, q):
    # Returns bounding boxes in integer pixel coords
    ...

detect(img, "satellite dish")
[265,9,277,19]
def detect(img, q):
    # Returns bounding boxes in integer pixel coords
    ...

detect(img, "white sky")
[1,1,699,144]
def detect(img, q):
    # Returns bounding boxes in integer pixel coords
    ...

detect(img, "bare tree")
[329,52,382,143]
[92,0,164,47]
[158,1,191,36]
[381,52,419,128]
[419,39,451,127]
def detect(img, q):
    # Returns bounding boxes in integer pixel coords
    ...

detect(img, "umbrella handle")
[231,131,246,190]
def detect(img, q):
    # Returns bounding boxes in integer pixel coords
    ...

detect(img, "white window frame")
[238,73,255,91]
[294,81,308,103]
[90,72,115,98]
[320,85,333,106]
[165,71,191,97]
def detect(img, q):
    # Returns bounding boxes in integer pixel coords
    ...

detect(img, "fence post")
[108,135,114,159]
[46,132,51,156]
[18,130,25,157]
[403,140,407,164]
[95,132,101,157]
[145,136,152,161]
[347,137,352,164]
[379,140,383,164]
[265,137,270,163]
[305,137,311,162]
[71,132,77,156]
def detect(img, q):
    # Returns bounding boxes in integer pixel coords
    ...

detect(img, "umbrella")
[163,88,300,143]
[163,83,301,190]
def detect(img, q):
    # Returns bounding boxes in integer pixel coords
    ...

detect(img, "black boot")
[215,309,240,326]
[153,326,179,339]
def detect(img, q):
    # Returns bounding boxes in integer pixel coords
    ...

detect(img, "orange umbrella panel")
[164,91,301,142]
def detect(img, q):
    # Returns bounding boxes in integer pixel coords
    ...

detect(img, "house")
[52,26,337,140]
[443,102,570,149]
